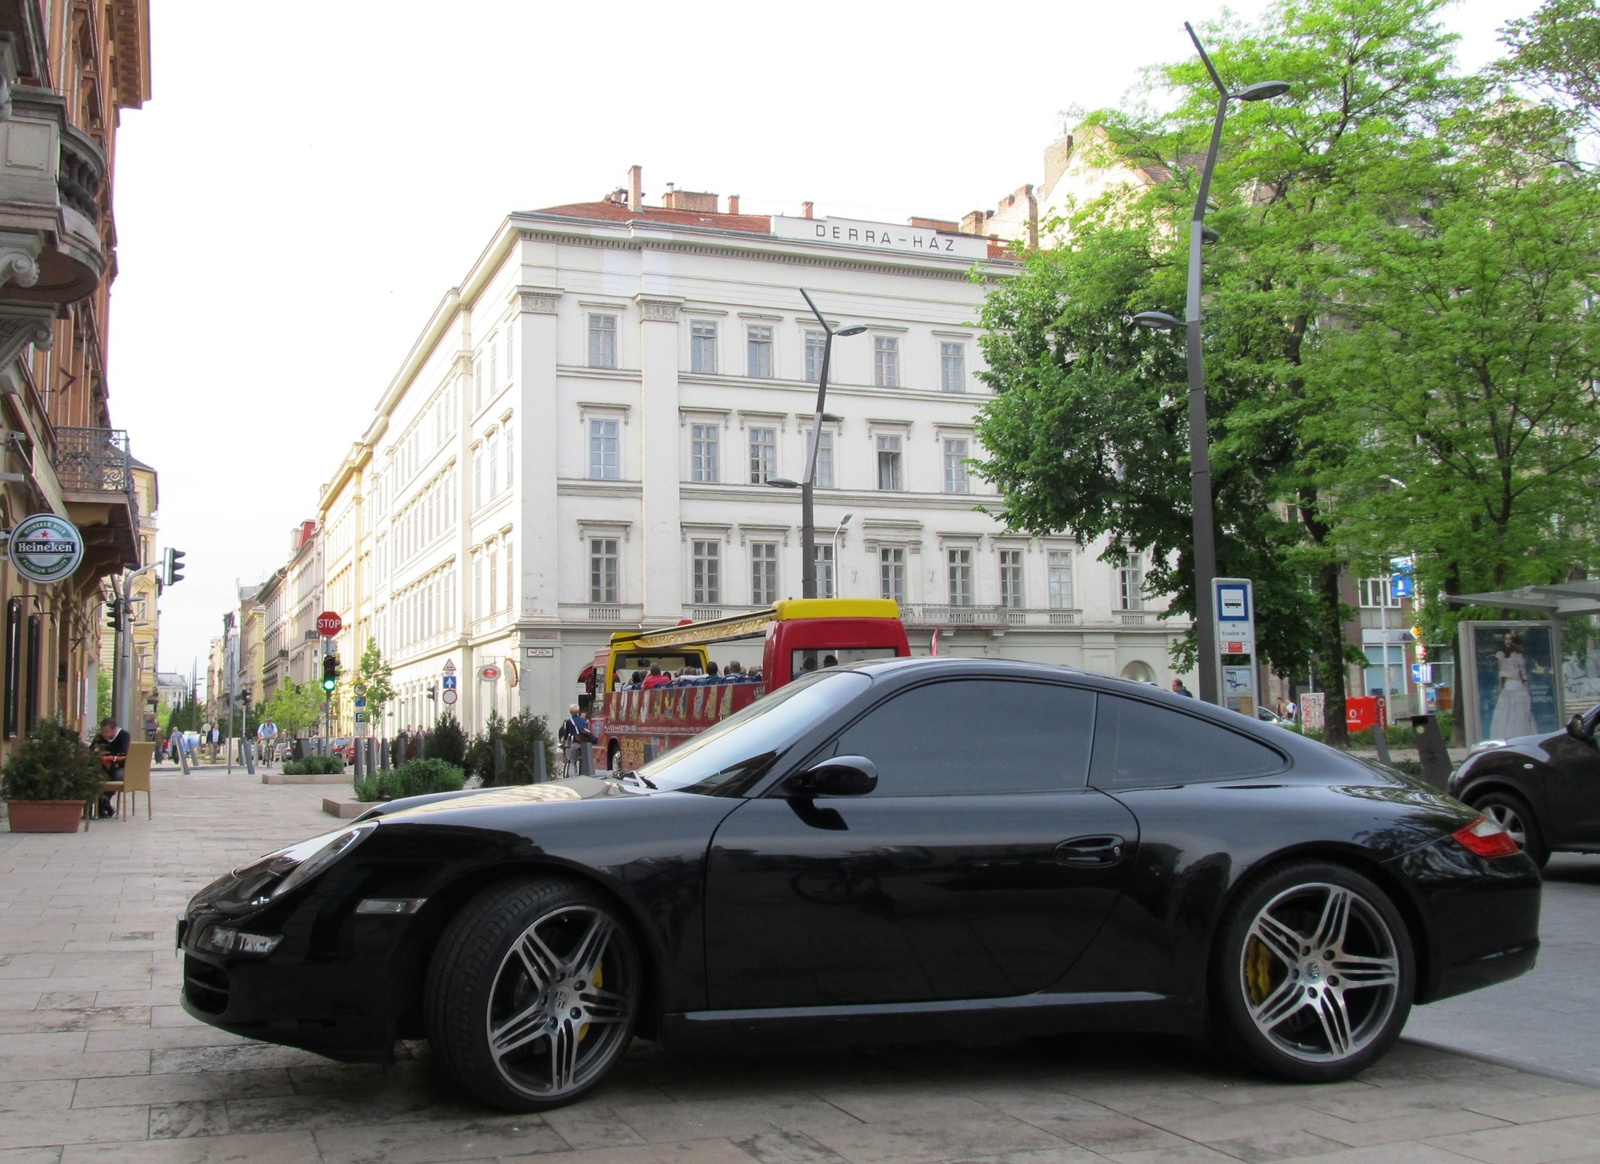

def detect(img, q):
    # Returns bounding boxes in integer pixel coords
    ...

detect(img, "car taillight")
[1451,815,1521,859]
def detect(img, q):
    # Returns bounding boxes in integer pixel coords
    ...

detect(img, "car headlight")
[209,823,376,915]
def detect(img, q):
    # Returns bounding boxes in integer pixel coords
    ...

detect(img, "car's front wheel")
[1213,862,1413,1083]
[425,877,642,1111]
[1472,791,1549,868]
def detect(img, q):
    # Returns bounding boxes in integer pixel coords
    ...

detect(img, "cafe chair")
[105,742,156,820]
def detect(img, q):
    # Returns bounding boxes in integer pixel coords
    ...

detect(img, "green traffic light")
[321,678,336,692]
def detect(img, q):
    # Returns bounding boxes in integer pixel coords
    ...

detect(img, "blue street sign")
[353,697,366,708]
[1391,574,1414,598]
[442,675,457,690]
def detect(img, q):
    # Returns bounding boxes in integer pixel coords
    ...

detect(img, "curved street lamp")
[1133,22,1289,704]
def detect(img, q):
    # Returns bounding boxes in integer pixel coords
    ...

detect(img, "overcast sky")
[106,0,1540,677]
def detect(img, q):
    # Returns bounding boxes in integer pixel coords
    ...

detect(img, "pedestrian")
[1285,698,1298,723]
[558,704,597,775]
[92,716,130,818]
[700,661,720,685]
[1171,678,1194,698]
[207,723,220,760]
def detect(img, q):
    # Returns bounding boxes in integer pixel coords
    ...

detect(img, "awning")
[1444,580,1600,617]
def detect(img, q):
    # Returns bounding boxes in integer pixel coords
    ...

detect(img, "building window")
[1048,550,1074,608]
[588,313,618,368]
[690,423,720,483]
[488,542,500,613]
[1000,549,1024,608]
[814,544,835,599]
[948,548,973,606]
[747,325,774,378]
[804,330,826,382]
[943,438,969,494]
[750,542,778,606]
[690,320,717,374]
[940,341,967,393]
[1358,577,1403,608]
[472,552,484,620]
[880,546,906,605]
[489,336,498,389]
[876,433,903,491]
[812,429,835,488]
[472,446,484,507]
[748,427,776,484]
[1119,553,1145,611]
[590,538,619,603]
[487,431,500,498]
[692,540,720,604]
[474,359,483,412]
[504,425,514,490]
[873,336,900,388]
[589,418,620,480]
[505,538,515,614]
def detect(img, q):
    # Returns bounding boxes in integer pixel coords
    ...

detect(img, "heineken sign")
[8,514,84,584]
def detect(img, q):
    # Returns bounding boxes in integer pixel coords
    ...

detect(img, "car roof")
[846,656,1323,756]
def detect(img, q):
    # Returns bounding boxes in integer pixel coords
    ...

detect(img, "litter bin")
[291,737,308,762]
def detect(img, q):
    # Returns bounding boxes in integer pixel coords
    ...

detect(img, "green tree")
[95,670,111,724]
[1500,0,1600,157]
[977,0,1472,743]
[261,680,321,737]
[354,640,396,724]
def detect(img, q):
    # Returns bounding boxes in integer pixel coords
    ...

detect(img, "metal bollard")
[380,739,391,771]
[531,745,547,783]
[579,743,594,776]
[1371,723,1391,765]
[243,738,256,777]
[354,738,365,779]
[642,742,657,764]
[1410,714,1451,788]
[493,738,505,786]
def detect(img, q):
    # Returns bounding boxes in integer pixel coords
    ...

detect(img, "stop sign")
[316,611,343,637]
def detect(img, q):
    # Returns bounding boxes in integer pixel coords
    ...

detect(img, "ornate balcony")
[51,426,139,579]
[0,85,107,307]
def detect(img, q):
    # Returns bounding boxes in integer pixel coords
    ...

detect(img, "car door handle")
[1054,835,1126,867]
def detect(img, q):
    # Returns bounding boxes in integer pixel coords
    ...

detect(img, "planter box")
[321,798,368,819]
[6,799,87,832]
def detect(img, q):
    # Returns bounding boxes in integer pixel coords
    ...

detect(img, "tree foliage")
[261,680,321,737]
[974,0,1600,745]
[354,640,396,721]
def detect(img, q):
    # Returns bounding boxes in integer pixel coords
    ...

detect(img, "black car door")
[1541,711,1600,845]
[703,678,1138,1010]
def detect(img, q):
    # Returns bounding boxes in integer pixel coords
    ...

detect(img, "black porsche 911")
[1449,702,1600,867]
[179,658,1540,1112]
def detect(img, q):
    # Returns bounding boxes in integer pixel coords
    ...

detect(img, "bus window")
[792,647,900,674]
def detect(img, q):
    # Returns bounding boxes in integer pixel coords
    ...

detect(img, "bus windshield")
[626,670,870,796]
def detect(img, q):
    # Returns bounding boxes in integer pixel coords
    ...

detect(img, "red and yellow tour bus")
[586,598,910,773]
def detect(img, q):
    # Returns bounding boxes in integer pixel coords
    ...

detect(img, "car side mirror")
[1568,713,1595,744]
[787,755,878,798]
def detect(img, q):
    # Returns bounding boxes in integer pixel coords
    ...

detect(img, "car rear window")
[1089,693,1285,790]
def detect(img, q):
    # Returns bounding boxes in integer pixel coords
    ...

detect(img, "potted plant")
[2,720,105,832]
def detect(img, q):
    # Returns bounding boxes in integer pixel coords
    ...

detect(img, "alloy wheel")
[484,904,637,1099]
[1239,881,1401,1064]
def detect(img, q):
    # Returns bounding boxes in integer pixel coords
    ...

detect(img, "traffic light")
[321,654,338,693]
[163,548,186,587]
[105,600,122,632]
[427,684,438,701]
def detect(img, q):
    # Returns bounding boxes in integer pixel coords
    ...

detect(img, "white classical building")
[337,171,1192,734]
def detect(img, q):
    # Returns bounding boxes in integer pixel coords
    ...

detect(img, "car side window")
[830,680,1096,796]
[1089,693,1284,791]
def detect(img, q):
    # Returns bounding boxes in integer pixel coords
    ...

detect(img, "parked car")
[1448,703,1600,867]
[178,658,1540,1112]
[1256,705,1293,728]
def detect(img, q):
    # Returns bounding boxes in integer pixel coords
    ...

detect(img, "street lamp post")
[770,290,866,599]
[1134,22,1288,705]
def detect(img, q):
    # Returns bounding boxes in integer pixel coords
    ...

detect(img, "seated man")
[92,717,131,818]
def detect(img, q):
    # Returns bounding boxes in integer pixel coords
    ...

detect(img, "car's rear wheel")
[425,877,641,1111]
[1472,791,1549,868]
[1214,862,1413,1083]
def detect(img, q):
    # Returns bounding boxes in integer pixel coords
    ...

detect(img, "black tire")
[424,877,641,1111]
[1471,791,1550,868]
[1213,861,1414,1083]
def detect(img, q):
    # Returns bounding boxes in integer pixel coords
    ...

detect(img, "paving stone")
[312,1115,566,1162]
[58,1130,322,1163]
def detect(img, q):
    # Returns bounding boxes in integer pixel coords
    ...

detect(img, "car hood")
[356,776,637,821]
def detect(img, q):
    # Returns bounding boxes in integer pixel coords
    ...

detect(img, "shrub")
[351,758,465,802]
[282,755,343,776]
[1,721,105,802]
[467,714,557,786]
[428,714,467,768]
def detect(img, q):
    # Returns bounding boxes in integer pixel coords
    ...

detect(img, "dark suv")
[1449,704,1600,867]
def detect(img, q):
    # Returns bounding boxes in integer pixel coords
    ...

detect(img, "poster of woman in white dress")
[1471,624,1558,743]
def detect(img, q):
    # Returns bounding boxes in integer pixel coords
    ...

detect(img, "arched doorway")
[1120,660,1156,685]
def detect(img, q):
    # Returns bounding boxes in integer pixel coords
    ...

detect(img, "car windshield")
[627,670,870,796]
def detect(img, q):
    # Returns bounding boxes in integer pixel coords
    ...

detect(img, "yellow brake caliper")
[1246,936,1273,1004]
[579,964,601,1042]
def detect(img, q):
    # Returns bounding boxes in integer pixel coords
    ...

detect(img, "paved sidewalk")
[2,771,1599,1163]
